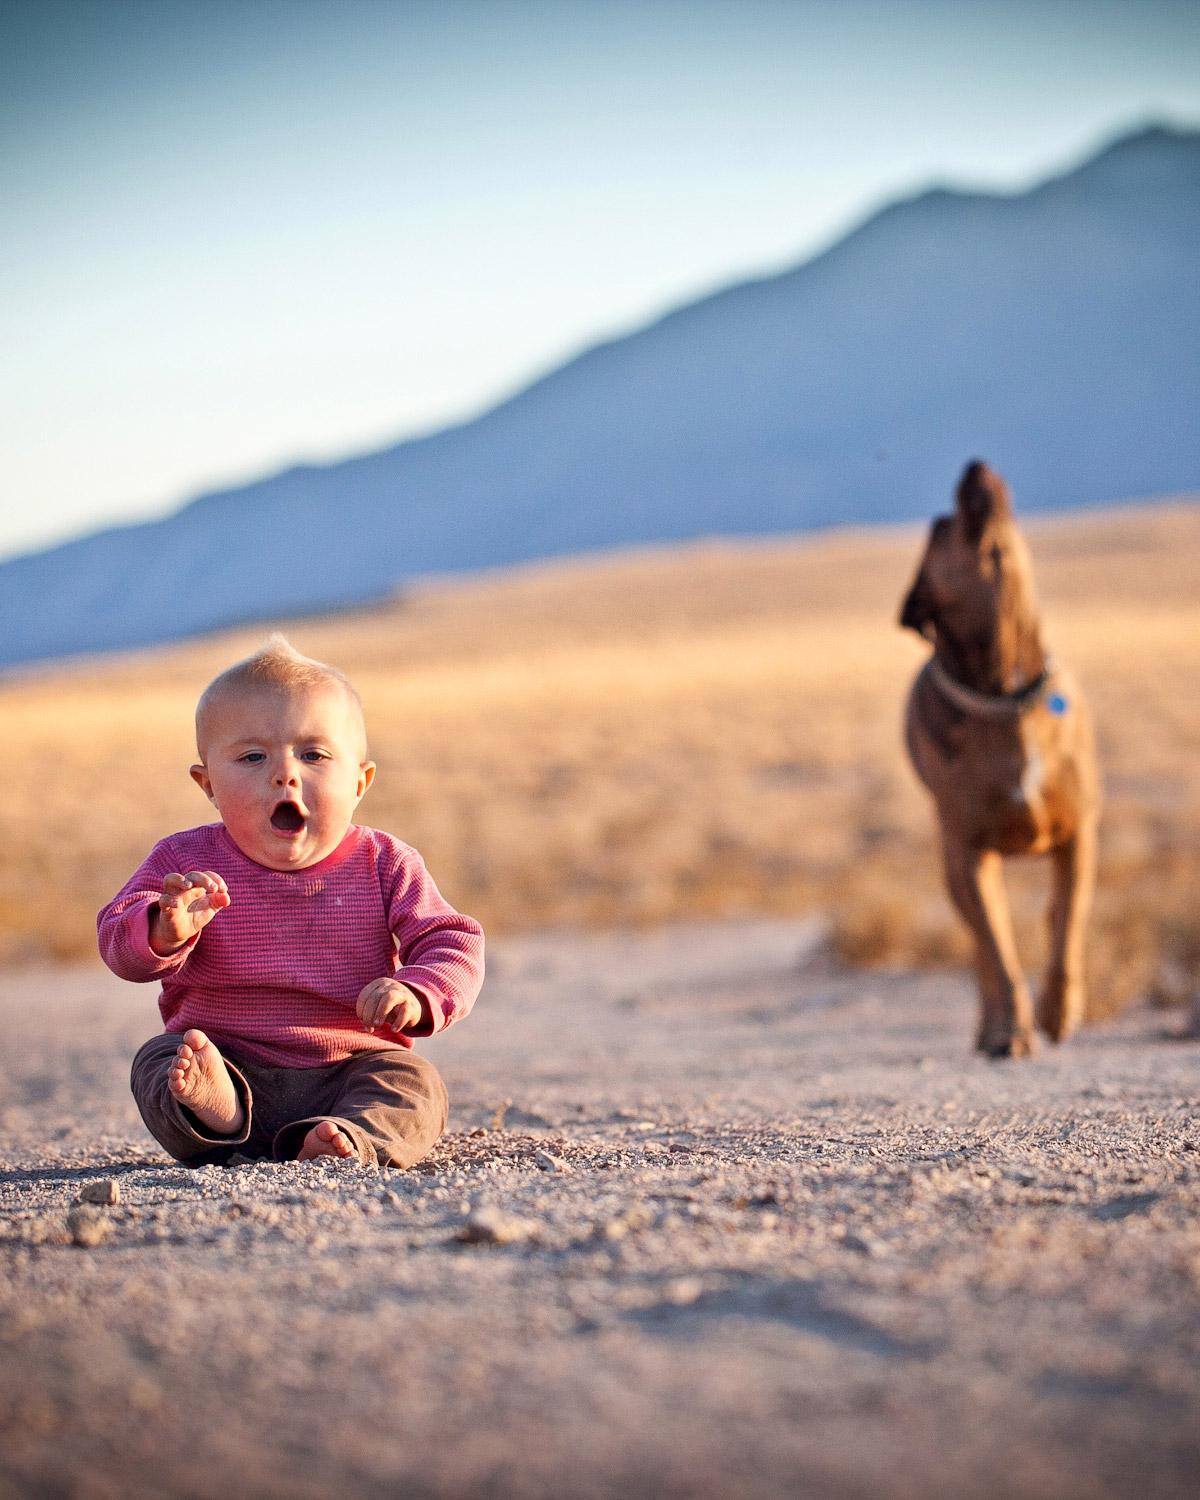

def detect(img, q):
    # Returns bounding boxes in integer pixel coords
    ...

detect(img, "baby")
[97,635,484,1169]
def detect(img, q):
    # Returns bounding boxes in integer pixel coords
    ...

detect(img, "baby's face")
[190,684,376,870]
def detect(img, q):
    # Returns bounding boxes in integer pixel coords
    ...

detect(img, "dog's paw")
[1037,978,1085,1043]
[975,1025,1037,1060]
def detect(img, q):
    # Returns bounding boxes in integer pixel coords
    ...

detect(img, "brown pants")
[130,1032,448,1169]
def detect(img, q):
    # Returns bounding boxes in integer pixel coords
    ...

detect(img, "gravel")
[1,919,1198,1499]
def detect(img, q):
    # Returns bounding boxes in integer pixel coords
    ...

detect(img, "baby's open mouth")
[270,800,307,834]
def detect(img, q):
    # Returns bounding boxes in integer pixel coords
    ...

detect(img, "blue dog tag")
[1048,693,1069,716]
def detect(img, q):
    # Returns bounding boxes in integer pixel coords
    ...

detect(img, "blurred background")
[2,0,1198,1014]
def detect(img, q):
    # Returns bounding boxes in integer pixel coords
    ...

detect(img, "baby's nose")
[273,764,300,786]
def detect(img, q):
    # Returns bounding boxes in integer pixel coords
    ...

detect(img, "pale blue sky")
[2,0,1198,560]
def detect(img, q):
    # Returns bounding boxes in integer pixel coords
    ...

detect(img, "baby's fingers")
[387,992,421,1032]
[159,872,195,909]
[181,870,230,910]
[356,980,388,1028]
[159,870,229,918]
[197,871,231,909]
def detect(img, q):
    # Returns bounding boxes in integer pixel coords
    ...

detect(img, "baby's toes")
[317,1120,355,1157]
[296,1120,359,1162]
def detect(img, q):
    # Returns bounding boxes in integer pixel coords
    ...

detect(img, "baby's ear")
[357,761,377,799]
[190,763,215,802]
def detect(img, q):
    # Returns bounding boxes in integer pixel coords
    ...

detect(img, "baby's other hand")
[149,870,231,955]
[357,977,424,1035]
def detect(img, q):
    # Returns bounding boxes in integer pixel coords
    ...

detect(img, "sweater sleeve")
[97,838,201,981]
[383,841,485,1037]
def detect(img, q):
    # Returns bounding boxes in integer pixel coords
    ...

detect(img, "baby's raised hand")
[357,977,424,1035]
[149,870,231,955]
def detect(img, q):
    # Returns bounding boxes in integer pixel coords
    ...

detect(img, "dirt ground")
[2,922,1198,1500]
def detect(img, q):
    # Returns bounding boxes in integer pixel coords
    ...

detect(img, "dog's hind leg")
[1037,818,1096,1042]
[940,836,1036,1058]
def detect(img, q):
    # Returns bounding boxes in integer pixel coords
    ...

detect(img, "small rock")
[79,1178,120,1206]
[534,1150,569,1174]
[67,1204,111,1248]
[662,1277,703,1306]
[738,1185,787,1208]
[841,1231,886,1258]
[456,1207,536,1246]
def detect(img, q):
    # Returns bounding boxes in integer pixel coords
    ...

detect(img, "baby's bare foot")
[297,1120,358,1162]
[167,1029,245,1135]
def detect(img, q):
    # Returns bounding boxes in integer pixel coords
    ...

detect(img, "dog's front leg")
[1037,818,1097,1042]
[940,834,1036,1058]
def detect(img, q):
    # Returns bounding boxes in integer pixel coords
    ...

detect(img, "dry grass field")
[2,499,1197,1016]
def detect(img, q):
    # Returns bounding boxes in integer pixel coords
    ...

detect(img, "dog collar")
[923,656,1056,719]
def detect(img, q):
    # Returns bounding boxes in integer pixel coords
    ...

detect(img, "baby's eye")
[301,749,331,762]
[238,752,266,764]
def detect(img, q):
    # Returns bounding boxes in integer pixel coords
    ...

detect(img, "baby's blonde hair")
[195,634,366,756]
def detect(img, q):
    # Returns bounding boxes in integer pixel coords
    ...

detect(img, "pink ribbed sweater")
[97,822,484,1068]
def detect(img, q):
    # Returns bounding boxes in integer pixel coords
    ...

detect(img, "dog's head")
[900,461,1042,691]
[954,459,1013,542]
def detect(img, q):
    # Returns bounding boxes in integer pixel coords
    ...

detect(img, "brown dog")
[900,461,1100,1057]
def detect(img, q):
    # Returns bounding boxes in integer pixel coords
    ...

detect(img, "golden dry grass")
[2,499,1197,1016]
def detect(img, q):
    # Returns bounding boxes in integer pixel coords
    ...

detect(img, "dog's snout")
[900,581,933,634]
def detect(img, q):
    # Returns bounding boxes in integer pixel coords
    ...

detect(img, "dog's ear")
[899,517,950,637]
[956,460,1012,542]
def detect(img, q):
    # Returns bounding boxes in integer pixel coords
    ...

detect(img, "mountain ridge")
[3,120,1198,668]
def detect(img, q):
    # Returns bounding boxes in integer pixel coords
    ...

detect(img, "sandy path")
[1,922,1198,1499]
